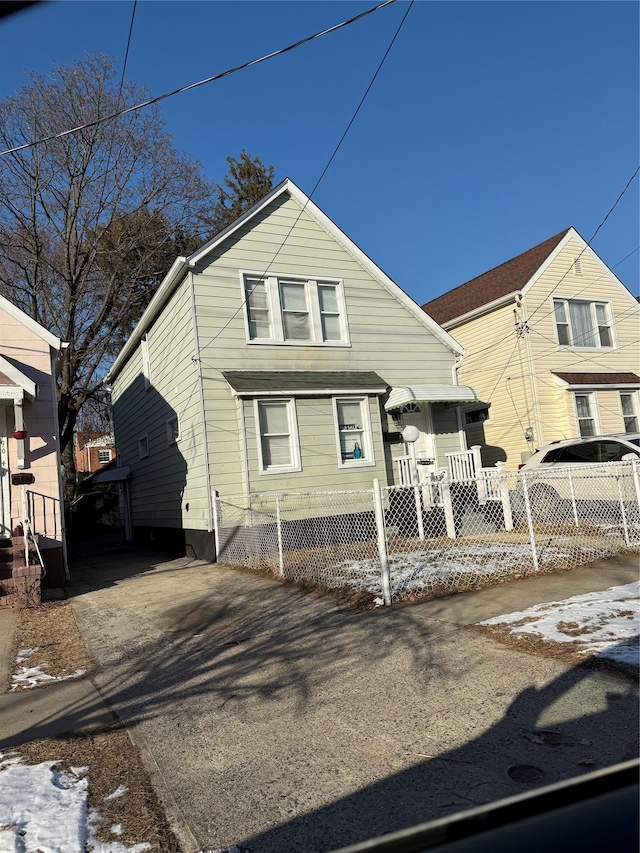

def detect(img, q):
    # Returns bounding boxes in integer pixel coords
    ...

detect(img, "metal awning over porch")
[223,370,388,397]
[384,384,479,411]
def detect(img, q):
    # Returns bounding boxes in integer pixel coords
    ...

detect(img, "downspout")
[237,397,250,501]
[516,294,542,448]
[452,352,467,451]
[189,270,214,536]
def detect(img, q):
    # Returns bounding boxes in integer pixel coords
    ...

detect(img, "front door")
[402,404,437,487]
[0,407,10,538]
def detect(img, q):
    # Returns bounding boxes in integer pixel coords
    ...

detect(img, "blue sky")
[1,1,638,302]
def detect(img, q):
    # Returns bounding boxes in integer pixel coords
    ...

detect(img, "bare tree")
[0,55,216,496]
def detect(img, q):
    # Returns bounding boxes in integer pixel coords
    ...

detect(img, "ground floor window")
[255,399,301,473]
[574,392,598,437]
[333,397,374,466]
[620,392,639,433]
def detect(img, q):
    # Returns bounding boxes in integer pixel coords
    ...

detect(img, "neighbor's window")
[575,393,598,437]
[242,274,348,345]
[98,449,112,464]
[166,416,180,444]
[255,399,301,473]
[620,392,639,433]
[553,299,613,348]
[333,397,374,467]
[141,333,151,389]
[138,435,149,459]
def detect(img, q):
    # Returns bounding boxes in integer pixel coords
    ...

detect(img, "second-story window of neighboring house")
[620,392,639,433]
[575,393,598,437]
[243,274,349,345]
[553,299,614,348]
[98,449,111,464]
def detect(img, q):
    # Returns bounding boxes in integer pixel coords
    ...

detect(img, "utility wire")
[0,0,397,157]
[525,165,639,325]
[196,0,414,359]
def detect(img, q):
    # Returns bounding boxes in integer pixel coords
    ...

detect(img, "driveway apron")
[68,541,639,853]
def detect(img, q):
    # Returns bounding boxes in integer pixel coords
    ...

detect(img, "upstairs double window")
[553,299,614,349]
[243,274,349,346]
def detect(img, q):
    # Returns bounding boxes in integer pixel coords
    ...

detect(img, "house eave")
[440,292,520,330]
[107,257,190,382]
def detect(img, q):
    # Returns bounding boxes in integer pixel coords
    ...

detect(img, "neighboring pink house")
[0,294,67,604]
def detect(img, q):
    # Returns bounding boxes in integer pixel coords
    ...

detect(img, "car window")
[555,442,600,463]
[596,441,640,462]
[625,437,640,447]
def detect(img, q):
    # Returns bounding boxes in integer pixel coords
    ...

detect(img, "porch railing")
[26,490,61,540]
[446,446,483,481]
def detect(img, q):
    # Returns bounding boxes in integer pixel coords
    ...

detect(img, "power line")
[196,0,415,360]
[0,0,397,158]
[455,244,639,371]
[525,165,639,325]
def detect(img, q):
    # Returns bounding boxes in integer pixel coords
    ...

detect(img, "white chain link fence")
[214,459,640,605]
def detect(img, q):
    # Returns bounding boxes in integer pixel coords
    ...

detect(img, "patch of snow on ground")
[104,784,129,801]
[16,647,37,663]
[11,664,86,690]
[334,542,580,595]
[0,752,151,853]
[480,582,640,665]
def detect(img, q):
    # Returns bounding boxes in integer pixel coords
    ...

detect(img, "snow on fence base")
[213,460,640,605]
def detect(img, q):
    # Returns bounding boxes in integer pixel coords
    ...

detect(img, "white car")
[517,434,640,514]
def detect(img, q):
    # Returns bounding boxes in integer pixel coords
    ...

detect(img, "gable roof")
[0,354,37,399]
[108,178,463,381]
[422,229,572,327]
[0,293,63,350]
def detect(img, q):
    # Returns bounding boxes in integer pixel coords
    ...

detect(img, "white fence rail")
[214,459,640,606]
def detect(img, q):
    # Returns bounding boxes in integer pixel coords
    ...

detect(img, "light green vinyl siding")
[111,276,208,529]
[194,193,460,496]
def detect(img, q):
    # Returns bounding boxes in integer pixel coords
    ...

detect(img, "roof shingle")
[422,228,571,326]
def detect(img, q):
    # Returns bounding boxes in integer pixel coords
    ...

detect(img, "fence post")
[275,494,285,577]
[470,445,482,476]
[520,473,539,573]
[440,472,456,540]
[495,462,513,531]
[212,490,220,559]
[631,459,640,514]
[615,465,630,547]
[567,470,579,529]
[373,479,391,606]
[408,442,425,539]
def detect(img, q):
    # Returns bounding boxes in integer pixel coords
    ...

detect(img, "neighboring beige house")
[422,227,640,468]
[107,178,479,559]
[0,295,68,600]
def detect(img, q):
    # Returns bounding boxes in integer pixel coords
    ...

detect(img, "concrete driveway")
[68,538,638,852]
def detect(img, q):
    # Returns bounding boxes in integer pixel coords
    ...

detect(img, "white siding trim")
[0,294,62,350]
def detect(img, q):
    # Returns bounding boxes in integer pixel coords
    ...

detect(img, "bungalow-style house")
[422,227,640,467]
[107,178,479,559]
[0,295,68,603]
[75,431,116,479]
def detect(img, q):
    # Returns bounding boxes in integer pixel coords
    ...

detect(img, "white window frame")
[254,398,301,475]
[332,396,375,468]
[240,271,350,347]
[574,392,600,437]
[620,391,639,433]
[552,298,615,349]
[141,333,152,389]
[138,435,149,459]
[166,416,180,445]
[98,449,112,464]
